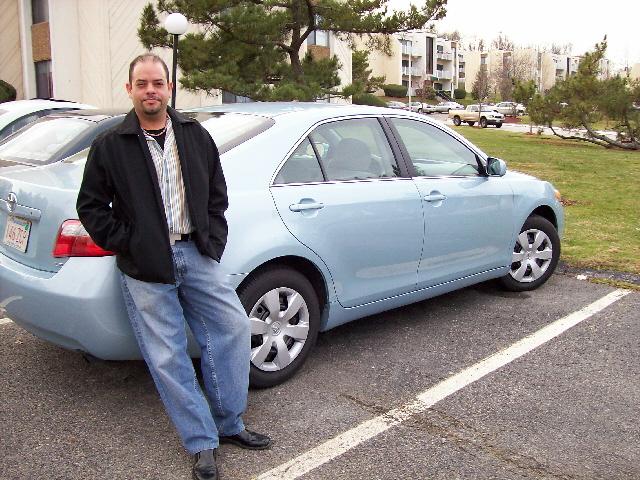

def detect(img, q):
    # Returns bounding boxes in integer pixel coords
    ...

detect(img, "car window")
[199,113,274,154]
[0,117,91,163]
[0,110,55,142]
[309,118,398,181]
[274,138,324,184]
[390,118,480,177]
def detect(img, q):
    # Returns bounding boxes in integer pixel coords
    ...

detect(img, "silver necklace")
[143,125,167,137]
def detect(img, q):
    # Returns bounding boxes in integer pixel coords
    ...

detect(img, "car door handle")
[289,202,324,212]
[423,194,446,202]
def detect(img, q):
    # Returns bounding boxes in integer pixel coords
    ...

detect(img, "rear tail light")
[52,219,114,257]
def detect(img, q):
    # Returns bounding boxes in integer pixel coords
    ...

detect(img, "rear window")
[199,112,274,153]
[0,117,91,164]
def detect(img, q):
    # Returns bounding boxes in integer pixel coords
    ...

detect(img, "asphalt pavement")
[1,274,638,480]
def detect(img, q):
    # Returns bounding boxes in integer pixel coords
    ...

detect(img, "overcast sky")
[389,0,639,69]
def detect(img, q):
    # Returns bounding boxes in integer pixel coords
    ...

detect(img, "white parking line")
[256,289,630,480]
[0,318,12,326]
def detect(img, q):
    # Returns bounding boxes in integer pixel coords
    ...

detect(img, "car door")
[270,117,424,308]
[387,117,514,289]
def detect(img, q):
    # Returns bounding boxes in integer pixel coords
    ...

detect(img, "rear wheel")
[453,116,461,126]
[480,117,488,128]
[467,121,475,126]
[499,215,560,292]
[238,266,320,388]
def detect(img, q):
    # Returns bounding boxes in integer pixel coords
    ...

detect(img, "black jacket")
[77,107,228,284]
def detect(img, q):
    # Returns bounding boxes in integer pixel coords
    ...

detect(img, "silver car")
[0,102,563,387]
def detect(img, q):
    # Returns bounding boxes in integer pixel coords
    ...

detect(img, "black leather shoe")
[220,429,272,450]
[193,449,218,480]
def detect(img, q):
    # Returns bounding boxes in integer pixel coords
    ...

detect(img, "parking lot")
[1,274,638,480]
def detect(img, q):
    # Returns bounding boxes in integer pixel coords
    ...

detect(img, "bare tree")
[491,33,514,51]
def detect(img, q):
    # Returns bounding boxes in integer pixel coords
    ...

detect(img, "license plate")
[3,216,31,253]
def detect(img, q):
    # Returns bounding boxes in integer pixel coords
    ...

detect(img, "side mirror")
[486,157,507,176]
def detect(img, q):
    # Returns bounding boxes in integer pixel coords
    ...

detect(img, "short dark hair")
[128,53,170,84]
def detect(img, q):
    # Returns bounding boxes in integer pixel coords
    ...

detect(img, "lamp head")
[165,13,188,35]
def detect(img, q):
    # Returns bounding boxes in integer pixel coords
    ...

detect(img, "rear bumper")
[0,254,142,359]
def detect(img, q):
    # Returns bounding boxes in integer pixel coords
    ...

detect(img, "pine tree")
[138,0,447,101]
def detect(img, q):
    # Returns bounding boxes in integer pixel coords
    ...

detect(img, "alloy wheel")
[249,287,310,372]
[509,228,554,283]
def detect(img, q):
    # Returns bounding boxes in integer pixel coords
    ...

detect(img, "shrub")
[454,88,466,99]
[382,84,407,97]
[0,79,17,103]
[423,86,437,100]
[352,93,386,107]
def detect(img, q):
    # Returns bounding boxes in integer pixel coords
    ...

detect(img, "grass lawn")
[452,127,640,274]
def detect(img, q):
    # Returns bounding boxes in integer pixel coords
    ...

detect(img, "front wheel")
[499,215,560,292]
[238,266,321,388]
[480,117,488,128]
[495,123,503,128]
[453,116,461,126]
[467,121,475,126]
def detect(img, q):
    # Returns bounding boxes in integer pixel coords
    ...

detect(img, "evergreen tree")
[528,39,639,149]
[138,0,447,101]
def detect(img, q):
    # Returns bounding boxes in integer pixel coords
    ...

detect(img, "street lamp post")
[408,39,412,107]
[164,13,188,109]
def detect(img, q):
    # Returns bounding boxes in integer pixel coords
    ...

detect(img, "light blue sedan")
[0,103,563,387]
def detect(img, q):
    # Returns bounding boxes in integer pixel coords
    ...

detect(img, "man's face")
[126,60,172,117]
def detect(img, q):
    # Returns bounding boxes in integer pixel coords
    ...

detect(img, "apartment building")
[0,0,351,106]
[460,47,608,95]
[364,31,462,98]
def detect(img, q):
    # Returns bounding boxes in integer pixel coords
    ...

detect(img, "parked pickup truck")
[448,104,505,128]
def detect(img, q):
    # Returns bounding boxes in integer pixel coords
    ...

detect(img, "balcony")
[401,46,421,56]
[402,66,420,76]
[436,52,452,61]
[435,70,452,79]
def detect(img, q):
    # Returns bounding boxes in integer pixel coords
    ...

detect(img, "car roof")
[188,101,404,119]
[0,99,95,113]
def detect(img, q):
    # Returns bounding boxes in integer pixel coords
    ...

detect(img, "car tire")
[480,117,488,128]
[418,108,423,114]
[453,116,461,126]
[499,215,560,292]
[238,266,321,388]
[495,123,503,128]
[467,121,475,126]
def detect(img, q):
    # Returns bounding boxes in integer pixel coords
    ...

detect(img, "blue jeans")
[120,240,250,454]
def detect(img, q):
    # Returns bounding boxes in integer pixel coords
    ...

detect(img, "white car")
[0,99,95,142]
[494,102,526,116]
[424,101,464,114]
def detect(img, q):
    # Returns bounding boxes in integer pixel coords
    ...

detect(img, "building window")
[32,0,48,23]
[221,90,253,104]
[436,45,444,53]
[307,30,329,47]
[35,60,52,98]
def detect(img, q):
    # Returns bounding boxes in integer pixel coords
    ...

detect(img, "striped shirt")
[143,117,193,234]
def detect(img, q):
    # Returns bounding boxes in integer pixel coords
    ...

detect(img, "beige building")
[0,0,351,107]
[364,31,462,99]
[629,63,640,80]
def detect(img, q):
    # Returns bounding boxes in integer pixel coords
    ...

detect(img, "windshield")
[0,117,91,164]
[63,112,274,163]
[199,112,274,153]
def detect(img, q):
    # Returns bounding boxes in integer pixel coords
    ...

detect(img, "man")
[77,53,270,480]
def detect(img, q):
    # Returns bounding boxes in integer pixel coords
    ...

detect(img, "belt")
[169,232,192,246]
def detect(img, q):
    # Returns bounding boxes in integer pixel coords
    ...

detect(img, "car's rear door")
[270,117,424,308]
[387,117,514,288]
